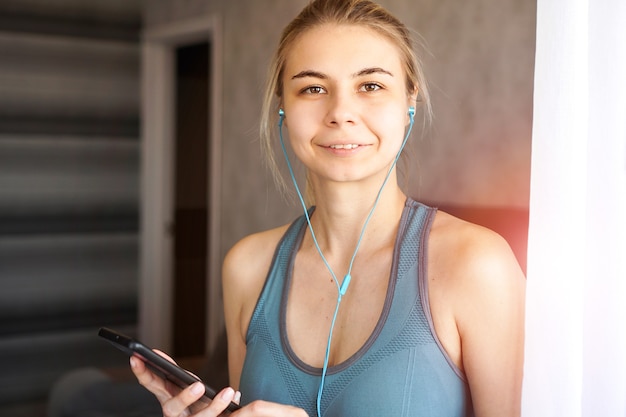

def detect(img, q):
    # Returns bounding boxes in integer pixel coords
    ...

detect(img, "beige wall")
[143,0,535,258]
[398,0,535,208]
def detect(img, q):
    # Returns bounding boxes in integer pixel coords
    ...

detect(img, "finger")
[130,356,173,404]
[193,387,236,416]
[162,381,206,417]
[152,350,206,382]
[188,387,241,415]
[153,349,178,364]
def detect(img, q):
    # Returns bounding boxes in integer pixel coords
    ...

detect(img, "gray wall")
[144,0,535,259]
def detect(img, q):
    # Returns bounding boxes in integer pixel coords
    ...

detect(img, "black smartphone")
[98,327,240,413]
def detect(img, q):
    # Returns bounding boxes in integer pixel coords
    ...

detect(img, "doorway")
[140,16,223,357]
[173,42,210,357]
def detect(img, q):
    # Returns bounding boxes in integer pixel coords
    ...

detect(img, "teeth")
[330,144,359,149]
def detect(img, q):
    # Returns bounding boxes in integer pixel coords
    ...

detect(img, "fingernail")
[130,357,137,368]
[221,387,235,400]
[234,390,242,403]
[190,382,204,395]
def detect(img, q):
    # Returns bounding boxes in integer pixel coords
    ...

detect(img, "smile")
[329,144,360,149]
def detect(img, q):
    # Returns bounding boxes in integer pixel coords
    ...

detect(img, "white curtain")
[522,0,626,415]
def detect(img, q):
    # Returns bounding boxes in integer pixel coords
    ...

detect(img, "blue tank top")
[239,198,473,416]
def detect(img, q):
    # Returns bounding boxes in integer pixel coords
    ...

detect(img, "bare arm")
[222,227,289,389]
[222,236,256,390]
[453,227,526,416]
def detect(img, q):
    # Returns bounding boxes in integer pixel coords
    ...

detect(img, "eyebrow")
[291,67,394,80]
[355,67,393,77]
[291,70,328,80]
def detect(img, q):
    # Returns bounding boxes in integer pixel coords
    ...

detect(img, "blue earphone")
[277,106,415,417]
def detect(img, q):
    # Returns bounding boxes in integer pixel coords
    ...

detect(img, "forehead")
[283,23,404,77]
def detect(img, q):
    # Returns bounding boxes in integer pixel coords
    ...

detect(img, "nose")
[324,92,356,127]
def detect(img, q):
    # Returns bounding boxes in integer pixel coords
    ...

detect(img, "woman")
[132,0,526,416]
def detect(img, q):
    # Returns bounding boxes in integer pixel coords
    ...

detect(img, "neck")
[305,178,406,258]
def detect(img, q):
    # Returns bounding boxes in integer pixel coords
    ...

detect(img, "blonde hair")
[260,0,432,199]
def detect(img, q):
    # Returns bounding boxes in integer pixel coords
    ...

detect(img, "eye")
[301,85,326,95]
[359,82,383,92]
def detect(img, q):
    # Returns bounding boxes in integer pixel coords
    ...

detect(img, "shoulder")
[222,224,291,297]
[222,222,296,331]
[428,210,526,328]
[427,209,525,345]
[429,209,524,291]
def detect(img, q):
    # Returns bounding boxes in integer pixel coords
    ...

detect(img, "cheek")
[284,107,319,142]
[368,106,410,142]
[284,118,315,159]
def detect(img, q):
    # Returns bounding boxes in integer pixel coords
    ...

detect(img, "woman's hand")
[130,353,307,416]
[130,351,240,417]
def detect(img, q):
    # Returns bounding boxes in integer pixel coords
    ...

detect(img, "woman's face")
[281,23,414,185]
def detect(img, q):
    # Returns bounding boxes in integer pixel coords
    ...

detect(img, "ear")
[406,89,418,124]
[408,87,418,108]
[278,106,287,127]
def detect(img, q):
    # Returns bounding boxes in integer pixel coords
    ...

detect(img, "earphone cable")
[278,109,415,417]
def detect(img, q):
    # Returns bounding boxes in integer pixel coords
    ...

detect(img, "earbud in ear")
[408,106,415,117]
[278,109,285,127]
